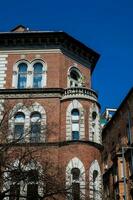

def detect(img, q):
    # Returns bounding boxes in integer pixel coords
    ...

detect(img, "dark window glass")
[27,170,38,182]
[10,170,22,182]
[71,109,79,116]
[27,184,38,200]
[70,70,80,81]
[33,63,43,88]
[71,168,80,180]
[72,131,79,140]
[71,168,80,200]
[72,182,80,200]
[9,185,20,200]
[17,63,27,89]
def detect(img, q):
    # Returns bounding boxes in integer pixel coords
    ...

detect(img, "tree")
[0,100,103,200]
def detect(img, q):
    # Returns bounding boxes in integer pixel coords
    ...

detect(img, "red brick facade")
[0,26,102,199]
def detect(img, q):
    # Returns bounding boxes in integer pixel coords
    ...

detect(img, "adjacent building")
[102,88,133,200]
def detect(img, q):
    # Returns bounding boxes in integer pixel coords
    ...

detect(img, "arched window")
[30,112,41,142]
[71,168,80,200]
[71,109,80,140]
[89,160,102,200]
[14,112,25,140]
[66,158,85,200]
[17,63,27,89]
[69,68,82,87]
[33,63,43,88]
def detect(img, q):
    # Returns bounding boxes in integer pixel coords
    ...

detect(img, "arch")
[31,59,47,88]
[66,157,85,199]
[89,160,102,200]
[12,59,47,88]
[8,104,30,142]
[66,100,85,140]
[89,103,101,144]
[4,160,43,199]
[67,66,83,87]
[12,60,29,88]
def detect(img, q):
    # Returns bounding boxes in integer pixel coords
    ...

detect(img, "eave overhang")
[0,31,100,73]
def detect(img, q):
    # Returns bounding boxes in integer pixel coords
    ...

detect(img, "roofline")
[0,30,100,73]
[102,87,133,135]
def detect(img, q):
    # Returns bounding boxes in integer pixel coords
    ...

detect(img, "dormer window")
[68,67,82,87]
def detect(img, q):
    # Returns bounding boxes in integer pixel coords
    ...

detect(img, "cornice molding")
[0,31,100,73]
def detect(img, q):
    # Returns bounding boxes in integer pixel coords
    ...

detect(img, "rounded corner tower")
[0,25,102,199]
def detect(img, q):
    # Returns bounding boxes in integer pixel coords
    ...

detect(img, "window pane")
[18,75,27,89]
[15,113,25,122]
[71,109,79,116]
[34,63,43,73]
[72,123,79,131]
[30,124,40,142]
[33,63,43,88]
[30,113,41,142]
[18,63,27,89]
[71,168,80,180]
[72,131,79,140]
[27,184,38,200]
[10,185,20,200]
[27,170,38,182]
[71,109,79,121]
[18,63,27,73]
[31,113,41,122]
[33,75,42,88]
[14,124,24,139]
[70,70,80,81]
[72,183,80,200]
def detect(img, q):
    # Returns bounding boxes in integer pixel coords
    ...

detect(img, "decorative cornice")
[0,88,99,103]
[0,31,100,73]
[0,88,64,99]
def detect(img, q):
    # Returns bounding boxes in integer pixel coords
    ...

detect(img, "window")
[9,184,20,200]
[9,169,38,200]
[71,109,80,140]
[69,68,82,87]
[30,112,41,142]
[17,63,27,89]
[33,63,43,88]
[14,112,25,140]
[27,170,38,200]
[9,170,21,200]
[93,170,98,199]
[71,168,80,200]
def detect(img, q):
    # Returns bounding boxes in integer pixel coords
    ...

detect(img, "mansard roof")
[0,25,100,73]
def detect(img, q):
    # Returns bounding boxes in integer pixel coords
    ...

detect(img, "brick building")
[0,25,102,199]
[102,88,133,200]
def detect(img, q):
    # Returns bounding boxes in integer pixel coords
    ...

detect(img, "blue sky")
[0,0,133,111]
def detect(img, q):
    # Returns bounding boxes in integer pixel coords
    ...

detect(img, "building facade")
[0,25,102,200]
[102,88,133,200]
